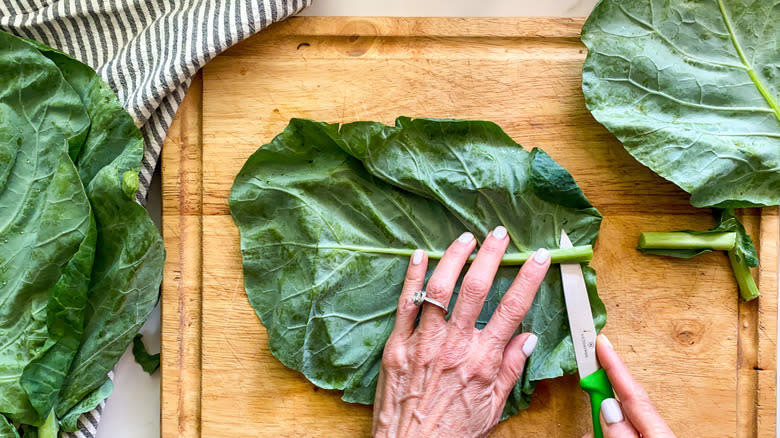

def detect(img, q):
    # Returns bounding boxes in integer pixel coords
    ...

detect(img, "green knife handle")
[580,368,615,438]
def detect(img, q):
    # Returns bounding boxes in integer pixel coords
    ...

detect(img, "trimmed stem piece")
[638,232,736,251]
[728,250,760,301]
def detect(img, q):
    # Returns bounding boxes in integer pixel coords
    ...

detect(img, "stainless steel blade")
[559,230,599,379]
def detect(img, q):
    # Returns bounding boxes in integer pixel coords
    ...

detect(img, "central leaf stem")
[39,410,58,438]
[316,244,594,265]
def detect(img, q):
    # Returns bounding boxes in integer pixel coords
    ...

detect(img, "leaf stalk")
[728,250,760,301]
[39,410,58,438]
[638,232,736,251]
[638,230,759,301]
[443,245,592,265]
[314,244,594,264]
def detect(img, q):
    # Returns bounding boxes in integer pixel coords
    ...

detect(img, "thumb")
[599,398,639,438]
[494,333,537,400]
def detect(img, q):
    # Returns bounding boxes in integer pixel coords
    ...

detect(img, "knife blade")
[560,229,614,438]
[559,229,599,379]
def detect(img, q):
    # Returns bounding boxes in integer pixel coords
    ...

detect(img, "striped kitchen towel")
[0,1,310,436]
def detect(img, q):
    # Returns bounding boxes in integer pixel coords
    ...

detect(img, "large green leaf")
[229,117,604,417]
[20,216,96,423]
[0,31,92,427]
[36,48,165,418]
[582,0,780,208]
[0,30,164,435]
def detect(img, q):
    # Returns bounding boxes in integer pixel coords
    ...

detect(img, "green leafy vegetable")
[582,0,780,209]
[132,335,161,375]
[581,0,777,301]
[638,209,759,300]
[229,117,604,417]
[0,30,164,437]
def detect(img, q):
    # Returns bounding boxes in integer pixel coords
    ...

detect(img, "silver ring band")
[411,290,448,312]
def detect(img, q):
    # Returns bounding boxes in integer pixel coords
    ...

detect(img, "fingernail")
[599,334,613,349]
[533,248,550,264]
[521,334,538,356]
[601,398,624,424]
[492,225,507,239]
[458,232,474,243]
[412,249,424,265]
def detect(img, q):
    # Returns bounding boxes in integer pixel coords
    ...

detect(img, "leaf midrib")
[718,0,780,124]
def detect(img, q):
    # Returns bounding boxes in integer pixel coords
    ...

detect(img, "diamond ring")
[411,290,448,312]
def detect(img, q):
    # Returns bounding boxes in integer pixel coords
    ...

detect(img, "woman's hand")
[372,226,551,438]
[582,335,676,438]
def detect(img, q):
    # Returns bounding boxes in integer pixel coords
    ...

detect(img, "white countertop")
[99,1,780,437]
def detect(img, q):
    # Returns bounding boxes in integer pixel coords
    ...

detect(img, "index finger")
[481,248,550,344]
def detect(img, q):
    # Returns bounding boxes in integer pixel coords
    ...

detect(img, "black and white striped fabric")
[0,1,310,436]
[1,0,309,203]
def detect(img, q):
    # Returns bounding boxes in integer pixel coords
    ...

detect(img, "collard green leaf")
[0,31,92,427]
[34,41,165,420]
[230,117,604,417]
[0,30,164,434]
[713,210,758,268]
[132,335,161,375]
[20,216,96,422]
[582,0,780,208]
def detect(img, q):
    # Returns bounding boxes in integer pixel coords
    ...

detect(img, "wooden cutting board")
[160,17,778,438]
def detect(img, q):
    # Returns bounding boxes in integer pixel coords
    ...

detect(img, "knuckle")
[396,298,420,327]
[482,329,506,348]
[424,282,449,300]
[446,241,471,257]
[397,294,417,314]
[413,343,436,366]
[405,269,424,284]
[461,276,492,297]
[471,352,501,380]
[500,291,533,319]
[438,345,466,369]
[455,288,486,312]
[512,268,542,295]
[477,242,501,257]
[450,317,475,332]
[483,323,514,349]
[621,384,649,406]
[382,342,407,370]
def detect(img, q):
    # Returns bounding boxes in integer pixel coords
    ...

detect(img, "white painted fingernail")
[601,398,624,424]
[533,248,550,264]
[458,232,474,243]
[521,334,538,356]
[492,226,507,239]
[599,334,613,349]
[412,249,424,265]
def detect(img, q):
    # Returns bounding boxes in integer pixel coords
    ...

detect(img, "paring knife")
[559,230,614,438]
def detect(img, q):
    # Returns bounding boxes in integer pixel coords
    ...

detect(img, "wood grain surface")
[161,17,778,438]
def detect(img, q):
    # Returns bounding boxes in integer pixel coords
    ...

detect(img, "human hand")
[371,226,551,438]
[582,335,676,438]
